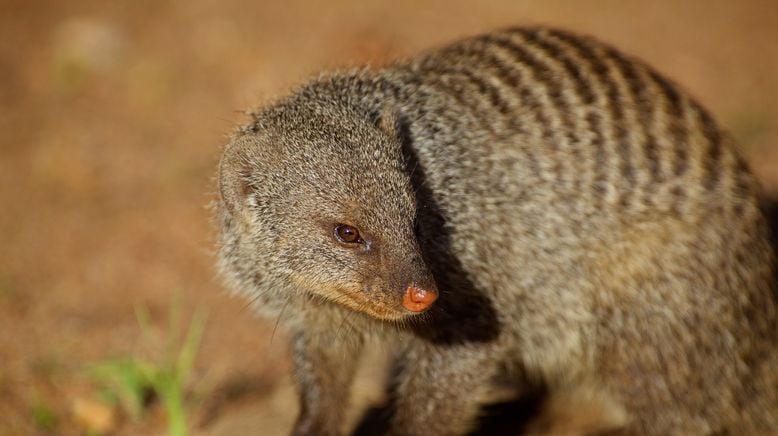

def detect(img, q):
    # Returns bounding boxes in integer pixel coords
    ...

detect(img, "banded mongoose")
[217,27,778,435]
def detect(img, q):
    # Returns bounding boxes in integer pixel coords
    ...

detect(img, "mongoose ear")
[375,107,400,138]
[218,138,254,219]
[374,107,411,148]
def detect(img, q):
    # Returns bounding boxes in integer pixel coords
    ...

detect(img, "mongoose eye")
[334,224,363,245]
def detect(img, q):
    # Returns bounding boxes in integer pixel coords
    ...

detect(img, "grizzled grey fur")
[217,27,778,435]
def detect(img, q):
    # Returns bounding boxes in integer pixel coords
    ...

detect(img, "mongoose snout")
[402,284,438,312]
[333,222,438,317]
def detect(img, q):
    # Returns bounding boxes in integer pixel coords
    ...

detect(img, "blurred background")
[1,0,777,434]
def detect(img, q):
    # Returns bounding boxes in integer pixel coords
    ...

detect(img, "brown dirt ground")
[1,1,777,434]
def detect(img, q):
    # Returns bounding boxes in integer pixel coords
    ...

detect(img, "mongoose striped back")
[380,27,755,222]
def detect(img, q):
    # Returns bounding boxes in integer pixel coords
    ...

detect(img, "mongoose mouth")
[335,290,436,321]
[330,284,438,321]
[288,274,436,320]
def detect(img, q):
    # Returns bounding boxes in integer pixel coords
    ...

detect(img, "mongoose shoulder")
[217,27,778,435]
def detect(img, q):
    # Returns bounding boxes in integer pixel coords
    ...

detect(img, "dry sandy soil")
[1,1,777,434]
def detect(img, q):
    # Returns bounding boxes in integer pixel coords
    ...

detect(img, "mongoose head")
[217,79,437,321]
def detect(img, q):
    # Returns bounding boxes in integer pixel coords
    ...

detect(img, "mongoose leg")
[389,342,500,436]
[291,329,363,436]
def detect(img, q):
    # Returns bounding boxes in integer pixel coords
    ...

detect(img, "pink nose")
[402,285,438,312]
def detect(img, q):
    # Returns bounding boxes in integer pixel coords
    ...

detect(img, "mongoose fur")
[217,27,778,435]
